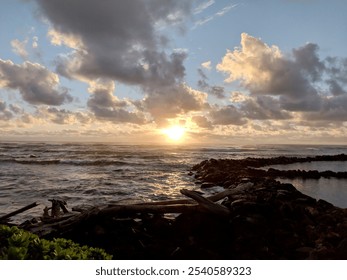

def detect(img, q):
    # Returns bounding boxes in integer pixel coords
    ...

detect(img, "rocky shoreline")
[192,154,347,186]
[2,154,347,259]
[187,154,347,259]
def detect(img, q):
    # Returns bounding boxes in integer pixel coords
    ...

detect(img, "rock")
[337,238,347,259]
[317,199,334,209]
[200,182,215,189]
[305,206,319,217]
[296,247,314,258]
[309,247,335,260]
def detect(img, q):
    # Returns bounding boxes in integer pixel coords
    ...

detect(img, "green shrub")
[0,225,112,260]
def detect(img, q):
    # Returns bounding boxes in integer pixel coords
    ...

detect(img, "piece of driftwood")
[0,202,39,221]
[100,203,201,216]
[180,189,230,217]
[102,186,251,217]
[46,199,69,218]
[107,184,254,207]
[28,207,100,236]
[23,184,255,237]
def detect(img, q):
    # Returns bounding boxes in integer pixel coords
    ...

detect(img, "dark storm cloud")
[36,0,192,88]
[0,59,72,106]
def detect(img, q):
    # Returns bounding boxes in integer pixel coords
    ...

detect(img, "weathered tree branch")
[0,202,39,221]
[180,189,230,217]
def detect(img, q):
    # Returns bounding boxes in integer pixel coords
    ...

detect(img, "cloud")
[9,104,23,114]
[215,3,238,17]
[209,86,226,99]
[304,95,347,122]
[217,33,347,125]
[87,79,146,124]
[209,105,247,125]
[33,0,205,124]
[230,91,250,103]
[0,59,73,106]
[39,107,77,124]
[193,3,238,29]
[194,0,215,14]
[11,34,41,60]
[241,96,293,120]
[32,36,39,48]
[292,43,325,82]
[140,84,208,121]
[326,79,347,96]
[197,68,226,99]
[36,0,191,89]
[0,102,94,126]
[0,100,13,121]
[217,33,323,111]
[192,115,213,129]
[201,60,212,70]
[11,39,29,59]
[325,57,347,93]
[193,16,214,28]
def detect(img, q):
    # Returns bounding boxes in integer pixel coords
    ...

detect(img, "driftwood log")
[180,189,230,217]
[0,202,39,222]
[21,185,255,237]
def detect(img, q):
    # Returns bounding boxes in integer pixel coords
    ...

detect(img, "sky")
[1,0,347,145]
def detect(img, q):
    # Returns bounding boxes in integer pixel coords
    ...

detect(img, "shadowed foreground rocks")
[11,155,347,259]
[50,179,346,260]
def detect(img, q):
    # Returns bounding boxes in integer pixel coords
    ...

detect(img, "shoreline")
[1,154,347,260]
[192,154,347,185]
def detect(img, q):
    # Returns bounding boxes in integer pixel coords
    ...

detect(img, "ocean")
[0,142,346,223]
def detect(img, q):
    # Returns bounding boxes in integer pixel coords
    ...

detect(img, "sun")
[162,125,186,142]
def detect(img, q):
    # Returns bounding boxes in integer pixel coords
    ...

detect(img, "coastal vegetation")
[0,225,112,260]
